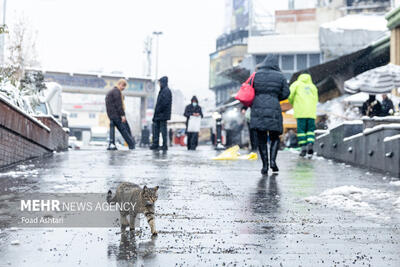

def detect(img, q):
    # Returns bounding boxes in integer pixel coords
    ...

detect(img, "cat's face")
[142,186,159,205]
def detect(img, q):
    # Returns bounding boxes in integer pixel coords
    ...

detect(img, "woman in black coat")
[184,96,203,150]
[250,55,290,175]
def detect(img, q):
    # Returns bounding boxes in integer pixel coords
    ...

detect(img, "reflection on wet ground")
[0,147,399,266]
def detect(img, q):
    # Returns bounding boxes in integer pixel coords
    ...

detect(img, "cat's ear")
[143,185,147,192]
[154,186,159,191]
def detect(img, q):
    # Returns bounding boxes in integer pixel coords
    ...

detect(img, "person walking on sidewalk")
[184,96,203,150]
[249,55,290,175]
[105,79,135,150]
[289,72,318,157]
[150,76,172,151]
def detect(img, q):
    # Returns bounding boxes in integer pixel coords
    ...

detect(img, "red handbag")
[235,72,255,107]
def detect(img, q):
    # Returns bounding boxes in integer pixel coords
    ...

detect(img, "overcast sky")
[4,0,291,100]
[5,0,227,99]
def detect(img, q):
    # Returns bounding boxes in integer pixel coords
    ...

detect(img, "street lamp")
[152,31,163,108]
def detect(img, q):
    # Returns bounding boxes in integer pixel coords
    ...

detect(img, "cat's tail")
[107,190,116,204]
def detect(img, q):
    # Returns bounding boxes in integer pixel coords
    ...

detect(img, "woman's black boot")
[270,139,280,173]
[258,144,269,175]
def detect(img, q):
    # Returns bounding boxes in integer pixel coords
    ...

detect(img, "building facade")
[209,0,393,106]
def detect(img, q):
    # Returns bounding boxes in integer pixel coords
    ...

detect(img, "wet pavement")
[0,146,399,266]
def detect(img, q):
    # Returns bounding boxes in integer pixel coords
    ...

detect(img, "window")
[296,54,307,70]
[309,54,320,67]
[281,55,294,71]
[69,113,78,118]
[89,113,96,119]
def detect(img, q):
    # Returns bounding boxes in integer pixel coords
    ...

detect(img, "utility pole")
[143,36,152,78]
[152,31,162,108]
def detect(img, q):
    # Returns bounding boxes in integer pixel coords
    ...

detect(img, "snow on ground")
[0,164,39,178]
[305,185,400,221]
[395,198,400,207]
[390,180,400,186]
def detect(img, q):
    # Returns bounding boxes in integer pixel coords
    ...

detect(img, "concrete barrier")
[316,122,400,177]
[362,124,400,171]
[343,133,363,166]
[316,121,363,160]
[384,134,400,178]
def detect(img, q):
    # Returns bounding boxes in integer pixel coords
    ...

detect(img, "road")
[0,146,399,266]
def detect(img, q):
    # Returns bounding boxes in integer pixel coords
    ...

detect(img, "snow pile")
[0,164,39,178]
[0,81,35,114]
[394,198,400,207]
[317,95,362,129]
[305,185,399,220]
[390,181,400,187]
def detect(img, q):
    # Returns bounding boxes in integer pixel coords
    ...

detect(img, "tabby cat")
[107,182,159,236]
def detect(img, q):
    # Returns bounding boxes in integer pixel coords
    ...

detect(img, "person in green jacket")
[289,73,319,157]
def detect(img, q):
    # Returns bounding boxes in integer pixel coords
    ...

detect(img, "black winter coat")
[153,76,172,121]
[184,104,203,130]
[361,99,382,117]
[249,55,290,133]
[381,99,394,116]
[105,87,125,120]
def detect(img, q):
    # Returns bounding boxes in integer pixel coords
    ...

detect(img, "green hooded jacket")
[288,74,318,119]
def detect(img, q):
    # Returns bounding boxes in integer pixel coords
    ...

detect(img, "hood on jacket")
[258,54,280,71]
[297,73,313,84]
[159,76,168,89]
[368,94,376,102]
[191,95,198,104]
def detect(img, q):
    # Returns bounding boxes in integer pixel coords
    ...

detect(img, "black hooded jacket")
[153,76,172,121]
[249,55,290,133]
[361,95,382,117]
[105,87,125,120]
[184,96,203,130]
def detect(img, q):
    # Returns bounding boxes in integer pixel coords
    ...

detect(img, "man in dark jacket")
[250,55,290,175]
[361,95,382,117]
[184,96,203,150]
[105,79,135,150]
[150,76,172,151]
[381,94,394,116]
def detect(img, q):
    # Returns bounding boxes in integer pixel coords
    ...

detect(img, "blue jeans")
[109,118,135,149]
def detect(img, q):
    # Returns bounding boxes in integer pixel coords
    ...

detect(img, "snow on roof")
[320,15,388,32]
